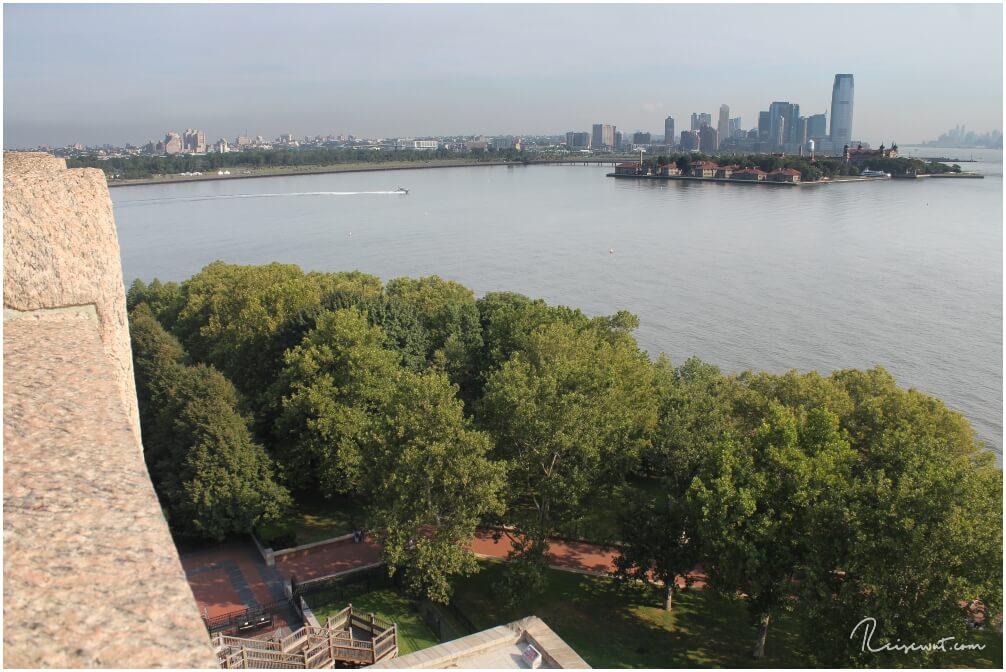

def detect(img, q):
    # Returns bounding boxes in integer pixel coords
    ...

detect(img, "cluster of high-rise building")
[750,75,854,154]
[139,130,308,155]
[39,74,861,160]
[142,129,209,155]
[568,73,859,156]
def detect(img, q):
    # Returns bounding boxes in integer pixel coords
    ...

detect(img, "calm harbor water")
[111,147,1003,458]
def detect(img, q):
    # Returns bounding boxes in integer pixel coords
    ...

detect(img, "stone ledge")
[4,150,140,441]
[2,257,218,667]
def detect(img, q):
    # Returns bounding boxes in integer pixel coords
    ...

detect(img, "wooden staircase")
[215,606,398,669]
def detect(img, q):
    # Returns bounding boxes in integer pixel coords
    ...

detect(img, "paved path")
[264,528,706,589]
[471,529,707,587]
[180,538,300,632]
[274,535,383,582]
[180,530,706,641]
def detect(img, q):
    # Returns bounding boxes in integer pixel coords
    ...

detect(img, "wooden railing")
[221,647,305,669]
[373,624,399,661]
[214,634,282,652]
[216,604,398,668]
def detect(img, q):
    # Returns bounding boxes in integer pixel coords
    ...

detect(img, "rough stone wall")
[3,151,140,440]
[3,151,219,667]
[4,312,219,667]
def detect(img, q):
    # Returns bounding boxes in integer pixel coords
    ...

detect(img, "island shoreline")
[104,158,984,188]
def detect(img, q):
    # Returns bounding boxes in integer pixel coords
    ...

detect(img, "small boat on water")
[395,186,410,194]
[860,169,891,178]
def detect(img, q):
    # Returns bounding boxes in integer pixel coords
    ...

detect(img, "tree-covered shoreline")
[68,147,527,180]
[68,145,962,182]
[128,261,1001,666]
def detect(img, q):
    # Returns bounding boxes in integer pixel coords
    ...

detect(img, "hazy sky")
[3,3,1003,147]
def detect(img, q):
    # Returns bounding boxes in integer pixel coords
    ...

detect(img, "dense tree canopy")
[479,320,659,583]
[272,308,401,496]
[385,276,483,395]
[621,365,1002,665]
[129,261,1001,638]
[129,304,291,540]
[171,262,381,405]
[367,371,506,603]
[690,403,856,658]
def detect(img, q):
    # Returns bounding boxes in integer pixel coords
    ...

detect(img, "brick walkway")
[470,529,707,587]
[180,538,300,631]
[180,531,704,624]
[274,535,383,582]
[264,528,706,589]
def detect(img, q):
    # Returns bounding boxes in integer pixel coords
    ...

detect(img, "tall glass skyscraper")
[830,74,854,146]
[717,105,730,145]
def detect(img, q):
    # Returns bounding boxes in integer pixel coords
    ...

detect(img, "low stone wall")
[250,532,276,567]
[273,531,356,558]
[299,596,321,628]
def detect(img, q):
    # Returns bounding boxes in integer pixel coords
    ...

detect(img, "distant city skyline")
[3,3,1002,148]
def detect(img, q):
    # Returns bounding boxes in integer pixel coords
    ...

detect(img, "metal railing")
[203,598,294,634]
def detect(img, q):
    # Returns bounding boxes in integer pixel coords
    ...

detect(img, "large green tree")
[480,320,658,585]
[689,402,855,659]
[615,492,703,611]
[796,368,1003,666]
[129,304,291,540]
[642,356,736,485]
[172,262,381,404]
[272,308,401,496]
[127,278,185,330]
[168,364,293,540]
[367,371,505,603]
[386,276,483,394]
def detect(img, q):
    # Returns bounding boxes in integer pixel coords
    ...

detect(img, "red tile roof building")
[732,167,768,181]
[691,160,719,177]
[614,162,640,175]
[768,168,802,182]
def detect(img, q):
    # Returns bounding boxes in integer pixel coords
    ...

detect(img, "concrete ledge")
[370,624,514,668]
[273,531,357,557]
[369,616,590,669]
[518,617,591,669]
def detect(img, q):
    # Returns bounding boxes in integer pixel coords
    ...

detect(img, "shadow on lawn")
[452,560,812,669]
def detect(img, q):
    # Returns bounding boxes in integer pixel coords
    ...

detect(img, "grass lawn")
[450,560,1002,668]
[451,559,806,668]
[553,477,668,543]
[257,495,369,548]
[310,589,439,656]
[292,495,369,546]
